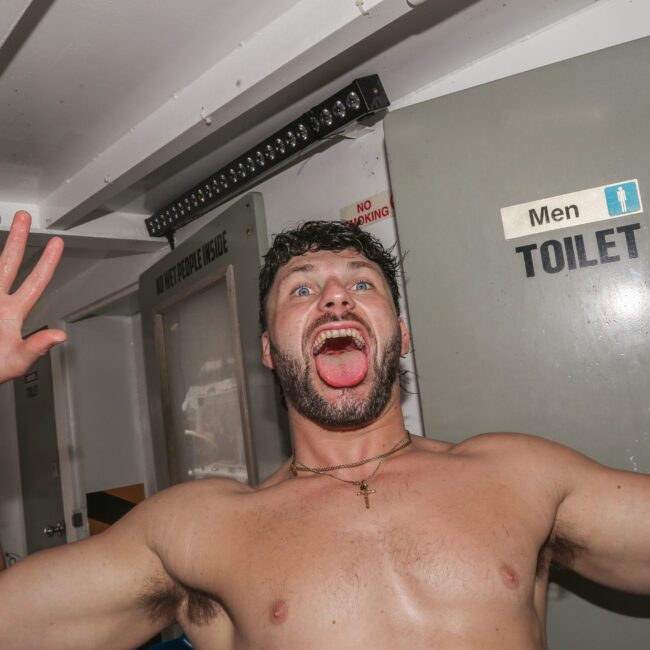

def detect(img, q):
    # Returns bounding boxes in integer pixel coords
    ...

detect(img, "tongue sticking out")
[314,338,368,388]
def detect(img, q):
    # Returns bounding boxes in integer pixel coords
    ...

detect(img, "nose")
[318,278,355,315]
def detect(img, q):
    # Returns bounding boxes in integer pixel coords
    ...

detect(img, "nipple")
[499,564,520,589]
[269,599,288,625]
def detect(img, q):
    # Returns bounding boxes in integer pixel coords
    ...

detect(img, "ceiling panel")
[0,0,298,202]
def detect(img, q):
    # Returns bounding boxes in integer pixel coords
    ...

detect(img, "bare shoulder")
[456,432,613,494]
[145,475,251,508]
[410,430,566,457]
[451,430,582,459]
[138,477,253,546]
[123,478,256,607]
[414,431,598,493]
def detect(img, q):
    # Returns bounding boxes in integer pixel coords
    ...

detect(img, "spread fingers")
[0,212,32,293]
[14,236,64,314]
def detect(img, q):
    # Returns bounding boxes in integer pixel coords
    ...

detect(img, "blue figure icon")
[616,186,627,212]
[604,181,641,217]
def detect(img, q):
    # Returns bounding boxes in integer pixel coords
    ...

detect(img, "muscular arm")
[0,496,174,650]
[552,445,650,593]
[0,214,178,646]
[469,433,650,593]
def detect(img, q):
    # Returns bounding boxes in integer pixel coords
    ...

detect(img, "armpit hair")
[536,528,587,578]
[139,575,224,626]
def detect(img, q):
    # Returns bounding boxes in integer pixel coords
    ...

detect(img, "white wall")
[67,315,147,488]
[2,0,649,554]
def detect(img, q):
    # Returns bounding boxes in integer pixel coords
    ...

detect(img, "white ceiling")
[1,0,299,203]
[0,0,604,248]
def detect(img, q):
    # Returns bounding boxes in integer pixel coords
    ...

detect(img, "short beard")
[269,325,402,428]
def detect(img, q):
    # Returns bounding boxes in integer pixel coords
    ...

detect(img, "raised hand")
[0,211,67,384]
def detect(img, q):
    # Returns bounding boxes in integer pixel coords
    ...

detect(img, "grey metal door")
[14,350,66,554]
[139,193,290,491]
[385,37,650,649]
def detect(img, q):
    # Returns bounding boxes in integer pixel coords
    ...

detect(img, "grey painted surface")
[139,193,290,490]
[385,37,650,648]
[0,382,26,558]
[66,315,147,495]
[14,352,66,554]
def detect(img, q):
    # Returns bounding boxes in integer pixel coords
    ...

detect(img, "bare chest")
[172,468,554,649]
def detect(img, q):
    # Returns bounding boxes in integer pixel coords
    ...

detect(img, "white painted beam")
[0,200,42,228]
[0,225,165,253]
[42,0,416,230]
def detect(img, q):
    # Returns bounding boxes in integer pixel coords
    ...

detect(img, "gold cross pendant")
[357,480,376,509]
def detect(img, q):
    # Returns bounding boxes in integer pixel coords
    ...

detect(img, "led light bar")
[145,75,389,239]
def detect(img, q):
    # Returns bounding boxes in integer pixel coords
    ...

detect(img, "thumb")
[0,329,67,384]
[23,328,67,359]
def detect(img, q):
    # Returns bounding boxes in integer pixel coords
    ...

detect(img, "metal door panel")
[385,37,650,648]
[14,352,66,553]
[139,193,290,490]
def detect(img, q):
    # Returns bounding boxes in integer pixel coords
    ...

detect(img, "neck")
[287,388,408,470]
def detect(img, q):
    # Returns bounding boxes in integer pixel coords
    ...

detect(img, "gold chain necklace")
[290,431,411,509]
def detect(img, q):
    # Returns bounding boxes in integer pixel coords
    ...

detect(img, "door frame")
[51,282,156,542]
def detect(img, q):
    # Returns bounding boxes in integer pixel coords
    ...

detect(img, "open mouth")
[312,328,365,355]
[311,326,369,388]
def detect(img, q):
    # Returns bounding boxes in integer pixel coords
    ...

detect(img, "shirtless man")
[0,210,648,649]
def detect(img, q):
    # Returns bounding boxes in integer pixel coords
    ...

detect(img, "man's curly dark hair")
[259,220,401,331]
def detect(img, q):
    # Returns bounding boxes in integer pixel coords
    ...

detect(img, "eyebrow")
[277,263,317,284]
[348,260,379,272]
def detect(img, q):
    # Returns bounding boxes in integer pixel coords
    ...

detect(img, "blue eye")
[294,285,312,297]
[353,281,372,291]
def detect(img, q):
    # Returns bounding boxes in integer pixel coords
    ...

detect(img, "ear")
[398,318,410,356]
[261,331,274,369]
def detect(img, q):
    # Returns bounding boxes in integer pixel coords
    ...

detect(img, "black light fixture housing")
[145,75,390,241]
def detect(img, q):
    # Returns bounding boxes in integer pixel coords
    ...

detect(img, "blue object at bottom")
[149,634,193,649]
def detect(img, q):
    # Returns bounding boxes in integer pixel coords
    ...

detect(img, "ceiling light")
[145,75,390,240]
